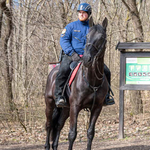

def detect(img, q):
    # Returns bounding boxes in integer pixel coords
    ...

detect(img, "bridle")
[86,36,107,80]
[82,35,107,111]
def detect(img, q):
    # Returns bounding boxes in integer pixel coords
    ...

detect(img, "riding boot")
[55,82,67,108]
[54,55,72,107]
[104,64,115,105]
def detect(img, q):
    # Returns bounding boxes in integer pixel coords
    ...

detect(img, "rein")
[92,39,107,80]
[83,37,107,111]
[86,38,107,81]
[82,68,105,111]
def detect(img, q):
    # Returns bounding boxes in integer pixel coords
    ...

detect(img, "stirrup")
[104,94,115,105]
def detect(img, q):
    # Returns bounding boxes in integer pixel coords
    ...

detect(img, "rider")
[54,3,115,107]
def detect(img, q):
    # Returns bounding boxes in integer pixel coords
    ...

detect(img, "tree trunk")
[122,0,144,114]
[122,0,144,41]
[96,1,101,24]
[13,0,22,101]
[21,0,31,105]
[0,0,14,111]
[0,5,3,38]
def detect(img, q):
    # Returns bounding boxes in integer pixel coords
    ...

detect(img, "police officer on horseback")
[54,3,114,107]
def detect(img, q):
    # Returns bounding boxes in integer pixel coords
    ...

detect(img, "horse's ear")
[102,17,108,29]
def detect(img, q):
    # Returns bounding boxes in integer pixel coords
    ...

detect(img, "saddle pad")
[49,64,57,73]
[69,62,81,86]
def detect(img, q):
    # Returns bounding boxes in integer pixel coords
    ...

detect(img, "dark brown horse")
[45,17,108,150]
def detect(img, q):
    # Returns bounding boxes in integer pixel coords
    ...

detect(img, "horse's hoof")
[53,147,57,150]
[44,144,50,150]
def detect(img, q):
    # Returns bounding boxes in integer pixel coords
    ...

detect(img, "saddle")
[69,62,81,86]
[49,61,82,97]
[62,61,82,97]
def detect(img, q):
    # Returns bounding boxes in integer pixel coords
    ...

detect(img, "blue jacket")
[60,19,89,56]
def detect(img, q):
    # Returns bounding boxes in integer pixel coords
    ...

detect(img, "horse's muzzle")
[82,55,92,67]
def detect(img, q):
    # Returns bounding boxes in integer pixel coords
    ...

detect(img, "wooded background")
[0,0,150,136]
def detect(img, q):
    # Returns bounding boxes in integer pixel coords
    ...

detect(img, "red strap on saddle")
[69,62,81,86]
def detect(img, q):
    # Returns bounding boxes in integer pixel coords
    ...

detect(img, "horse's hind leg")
[45,97,55,150]
[87,106,103,150]
[52,108,69,150]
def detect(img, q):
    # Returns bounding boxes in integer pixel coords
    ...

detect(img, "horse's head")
[82,17,108,67]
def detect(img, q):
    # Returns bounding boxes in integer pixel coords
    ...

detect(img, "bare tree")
[122,0,144,114]
[122,0,144,41]
[0,0,14,111]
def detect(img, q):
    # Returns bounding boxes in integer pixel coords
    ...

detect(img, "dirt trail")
[1,136,150,150]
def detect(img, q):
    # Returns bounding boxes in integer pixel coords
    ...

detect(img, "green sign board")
[126,58,150,84]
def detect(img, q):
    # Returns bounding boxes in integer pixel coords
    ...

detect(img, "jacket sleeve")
[60,24,74,56]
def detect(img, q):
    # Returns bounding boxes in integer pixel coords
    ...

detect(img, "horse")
[45,17,108,150]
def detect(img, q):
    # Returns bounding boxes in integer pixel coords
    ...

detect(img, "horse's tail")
[51,107,62,141]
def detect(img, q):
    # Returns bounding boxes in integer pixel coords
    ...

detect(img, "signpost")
[116,42,150,139]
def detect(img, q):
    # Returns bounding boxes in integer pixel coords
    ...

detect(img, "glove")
[70,52,81,61]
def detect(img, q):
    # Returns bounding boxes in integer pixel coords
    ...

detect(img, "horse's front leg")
[87,105,103,150]
[68,105,80,150]
[52,108,69,150]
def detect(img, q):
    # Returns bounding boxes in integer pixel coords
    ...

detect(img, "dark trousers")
[54,55,72,98]
[54,55,111,98]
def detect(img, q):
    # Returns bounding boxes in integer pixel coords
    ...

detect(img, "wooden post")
[119,89,124,139]
[119,50,125,139]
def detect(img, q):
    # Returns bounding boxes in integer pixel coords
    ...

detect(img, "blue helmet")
[77,3,92,16]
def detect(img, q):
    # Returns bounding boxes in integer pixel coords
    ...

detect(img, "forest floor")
[1,103,150,150]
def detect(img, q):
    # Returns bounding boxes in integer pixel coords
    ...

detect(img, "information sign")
[126,58,150,84]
